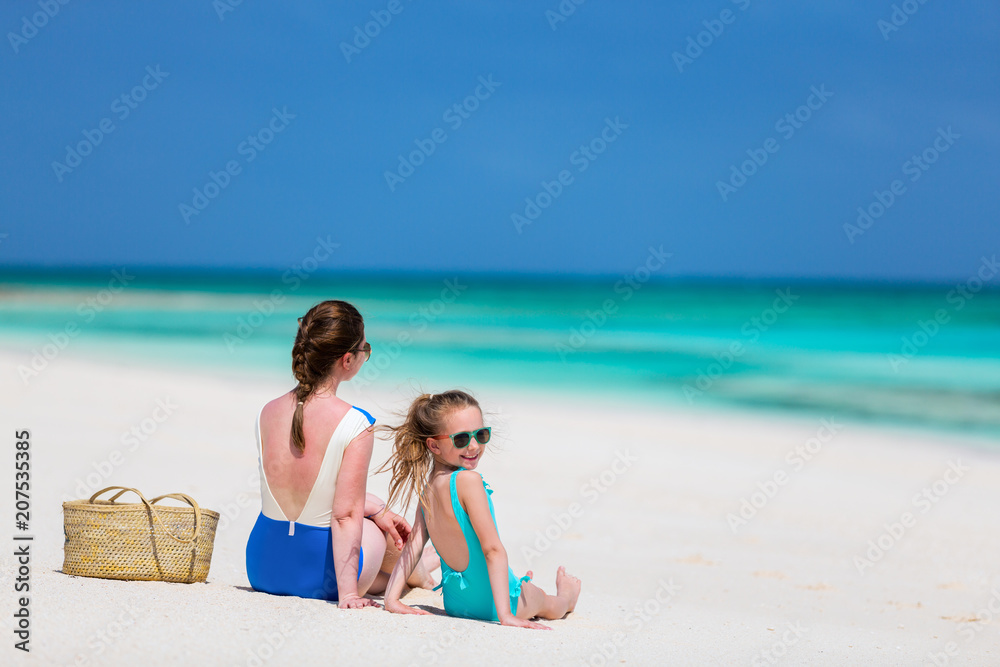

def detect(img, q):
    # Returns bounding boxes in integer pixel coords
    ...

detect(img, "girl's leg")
[373,531,440,592]
[366,524,440,594]
[515,567,582,620]
[357,518,387,596]
[405,543,441,589]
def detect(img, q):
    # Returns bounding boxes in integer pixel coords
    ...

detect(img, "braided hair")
[290,300,365,453]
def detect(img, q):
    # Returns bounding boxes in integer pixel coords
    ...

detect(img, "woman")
[246,299,437,608]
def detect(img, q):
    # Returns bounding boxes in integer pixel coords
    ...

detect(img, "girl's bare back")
[420,471,472,572]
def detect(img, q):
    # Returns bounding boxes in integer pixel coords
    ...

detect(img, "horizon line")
[0,263,997,292]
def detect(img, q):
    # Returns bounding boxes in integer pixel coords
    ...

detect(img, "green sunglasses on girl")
[431,427,491,449]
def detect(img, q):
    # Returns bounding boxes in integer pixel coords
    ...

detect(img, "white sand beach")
[3,349,1000,666]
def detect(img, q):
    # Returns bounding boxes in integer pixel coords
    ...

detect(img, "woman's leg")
[357,518,387,596]
[515,567,582,620]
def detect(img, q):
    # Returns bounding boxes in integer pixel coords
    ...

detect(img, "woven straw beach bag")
[62,486,220,583]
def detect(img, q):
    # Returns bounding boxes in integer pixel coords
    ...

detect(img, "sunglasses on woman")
[352,342,372,361]
[431,427,491,449]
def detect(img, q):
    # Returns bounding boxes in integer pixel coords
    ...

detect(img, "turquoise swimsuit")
[427,470,530,622]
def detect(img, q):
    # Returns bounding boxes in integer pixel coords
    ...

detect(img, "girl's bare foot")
[555,566,582,613]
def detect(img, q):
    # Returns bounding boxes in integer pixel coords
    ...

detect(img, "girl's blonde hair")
[379,390,481,512]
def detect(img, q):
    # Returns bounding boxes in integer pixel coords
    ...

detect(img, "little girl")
[381,390,581,629]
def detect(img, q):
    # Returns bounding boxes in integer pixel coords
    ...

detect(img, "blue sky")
[1,1,997,282]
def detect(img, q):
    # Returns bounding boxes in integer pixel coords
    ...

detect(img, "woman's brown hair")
[290,300,365,453]
[378,390,481,512]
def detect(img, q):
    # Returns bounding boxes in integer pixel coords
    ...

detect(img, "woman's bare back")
[259,392,353,523]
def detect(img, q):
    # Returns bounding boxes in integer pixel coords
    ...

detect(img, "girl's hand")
[338,594,380,610]
[372,510,411,550]
[385,599,432,615]
[499,616,551,630]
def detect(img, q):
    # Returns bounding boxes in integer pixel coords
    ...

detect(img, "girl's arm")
[456,472,549,630]
[383,507,432,615]
[330,428,378,609]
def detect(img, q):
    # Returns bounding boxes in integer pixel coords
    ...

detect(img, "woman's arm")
[456,472,548,629]
[330,427,377,609]
[383,507,431,615]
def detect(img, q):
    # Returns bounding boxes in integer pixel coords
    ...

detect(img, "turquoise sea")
[2,270,998,439]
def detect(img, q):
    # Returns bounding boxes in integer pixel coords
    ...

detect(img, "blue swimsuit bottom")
[246,512,363,601]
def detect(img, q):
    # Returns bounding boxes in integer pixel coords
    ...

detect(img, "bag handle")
[88,486,201,544]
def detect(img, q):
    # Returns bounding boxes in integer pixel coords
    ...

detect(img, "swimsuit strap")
[448,470,499,533]
[449,469,496,519]
[449,470,468,528]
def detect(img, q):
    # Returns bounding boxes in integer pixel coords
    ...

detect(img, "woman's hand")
[499,615,550,630]
[385,599,432,615]
[371,510,411,550]
[337,594,380,610]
